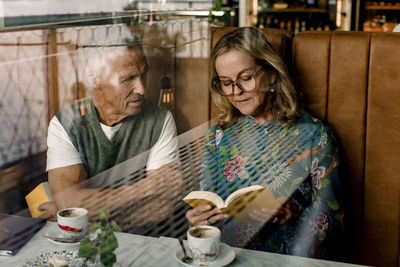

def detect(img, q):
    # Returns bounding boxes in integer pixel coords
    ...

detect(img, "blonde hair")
[210,27,300,127]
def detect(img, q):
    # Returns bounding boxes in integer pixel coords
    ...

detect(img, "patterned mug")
[187,225,221,262]
[57,207,88,240]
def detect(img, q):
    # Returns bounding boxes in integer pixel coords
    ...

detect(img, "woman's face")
[215,48,276,121]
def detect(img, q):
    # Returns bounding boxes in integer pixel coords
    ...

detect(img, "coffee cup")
[57,207,88,240]
[187,225,221,262]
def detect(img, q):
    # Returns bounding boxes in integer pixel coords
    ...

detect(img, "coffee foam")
[59,208,86,217]
[189,227,220,238]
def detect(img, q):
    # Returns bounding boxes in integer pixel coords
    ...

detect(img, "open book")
[183,185,281,224]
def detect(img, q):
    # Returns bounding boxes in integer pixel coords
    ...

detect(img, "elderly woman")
[186,27,343,259]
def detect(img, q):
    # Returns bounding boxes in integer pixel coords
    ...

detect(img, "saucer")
[175,243,235,267]
[44,229,82,247]
[24,250,87,266]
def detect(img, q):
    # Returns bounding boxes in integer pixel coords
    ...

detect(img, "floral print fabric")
[201,111,342,258]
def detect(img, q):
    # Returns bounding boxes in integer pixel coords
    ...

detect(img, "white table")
[0,221,156,266]
[131,236,368,267]
[0,221,368,267]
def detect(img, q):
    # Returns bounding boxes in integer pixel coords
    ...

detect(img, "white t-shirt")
[46,111,178,172]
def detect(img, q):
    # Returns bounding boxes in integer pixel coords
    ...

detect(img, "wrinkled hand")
[249,197,292,225]
[144,162,182,200]
[38,202,58,221]
[186,204,229,226]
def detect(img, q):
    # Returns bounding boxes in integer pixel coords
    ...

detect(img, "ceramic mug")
[57,207,88,240]
[187,225,221,262]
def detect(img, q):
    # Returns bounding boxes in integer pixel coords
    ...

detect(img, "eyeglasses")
[212,66,264,96]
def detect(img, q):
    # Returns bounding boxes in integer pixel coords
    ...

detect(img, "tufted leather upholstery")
[3,25,398,267]
[293,31,400,267]
[204,28,400,267]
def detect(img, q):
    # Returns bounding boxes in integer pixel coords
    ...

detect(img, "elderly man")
[39,28,181,231]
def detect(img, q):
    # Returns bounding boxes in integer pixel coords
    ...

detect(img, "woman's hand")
[249,197,292,225]
[186,204,229,226]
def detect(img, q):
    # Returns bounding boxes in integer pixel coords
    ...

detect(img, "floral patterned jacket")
[201,111,343,258]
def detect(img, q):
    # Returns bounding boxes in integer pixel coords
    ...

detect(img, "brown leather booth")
[2,24,399,267]
[202,28,400,267]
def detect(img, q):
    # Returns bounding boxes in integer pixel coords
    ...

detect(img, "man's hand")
[144,162,182,200]
[38,202,58,221]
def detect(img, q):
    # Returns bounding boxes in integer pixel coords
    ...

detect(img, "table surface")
[0,221,368,267]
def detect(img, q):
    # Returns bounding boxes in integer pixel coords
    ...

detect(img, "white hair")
[81,25,145,90]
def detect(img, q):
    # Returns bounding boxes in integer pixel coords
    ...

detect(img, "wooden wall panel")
[175,58,209,134]
[293,32,331,121]
[362,33,400,267]
[132,25,176,107]
[327,31,370,263]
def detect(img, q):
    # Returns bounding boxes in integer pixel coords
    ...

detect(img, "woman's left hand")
[248,197,292,225]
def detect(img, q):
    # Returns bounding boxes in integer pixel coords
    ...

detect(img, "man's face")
[97,49,147,117]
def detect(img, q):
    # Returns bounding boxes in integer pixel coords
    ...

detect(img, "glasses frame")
[213,65,265,96]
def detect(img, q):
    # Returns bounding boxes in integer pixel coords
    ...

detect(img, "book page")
[223,186,281,224]
[225,185,264,206]
[183,191,225,209]
[43,182,54,202]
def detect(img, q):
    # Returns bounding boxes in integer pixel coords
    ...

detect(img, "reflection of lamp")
[158,76,175,111]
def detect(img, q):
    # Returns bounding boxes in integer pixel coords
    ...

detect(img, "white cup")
[57,207,88,240]
[187,225,221,262]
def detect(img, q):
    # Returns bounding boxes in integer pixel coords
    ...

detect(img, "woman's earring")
[270,83,277,93]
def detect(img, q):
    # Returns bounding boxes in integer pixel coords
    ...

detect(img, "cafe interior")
[0,0,399,266]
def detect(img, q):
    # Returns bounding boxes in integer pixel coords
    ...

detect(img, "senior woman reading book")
[186,27,343,259]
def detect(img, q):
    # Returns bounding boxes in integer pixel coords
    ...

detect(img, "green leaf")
[99,233,118,254]
[78,239,98,262]
[327,200,340,211]
[205,131,211,140]
[219,146,229,156]
[230,145,239,157]
[111,221,121,232]
[103,224,112,233]
[217,173,225,182]
[90,222,102,233]
[98,208,110,220]
[334,213,341,221]
[218,158,228,166]
[280,128,287,138]
[272,144,280,158]
[215,0,223,9]
[321,178,330,187]
[100,252,117,267]
[237,170,249,180]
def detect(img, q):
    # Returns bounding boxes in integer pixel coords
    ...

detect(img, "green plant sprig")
[78,208,121,267]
